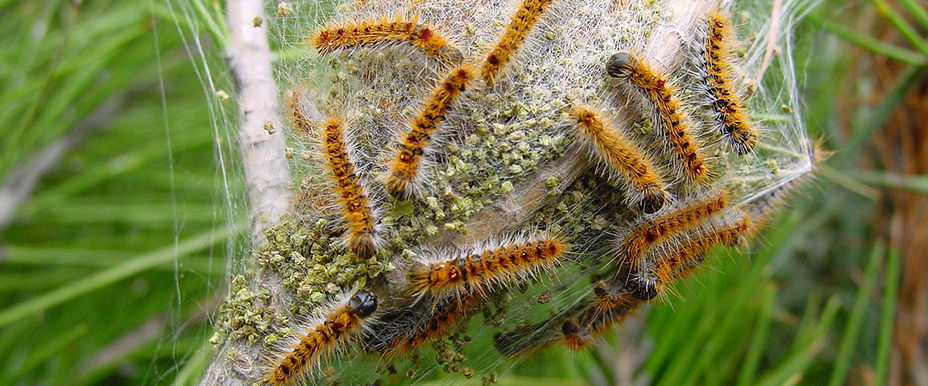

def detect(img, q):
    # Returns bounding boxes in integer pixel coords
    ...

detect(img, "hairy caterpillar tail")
[386,66,474,198]
[561,320,592,350]
[607,52,709,182]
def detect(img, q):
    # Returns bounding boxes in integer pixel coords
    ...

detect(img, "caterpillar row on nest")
[627,213,756,301]
[244,0,819,383]
[617,190,731,270]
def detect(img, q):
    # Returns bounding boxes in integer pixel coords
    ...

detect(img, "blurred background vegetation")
[0,0,926,385]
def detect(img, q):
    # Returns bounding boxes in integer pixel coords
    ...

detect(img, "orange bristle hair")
[571,105,669,214]
[266,290,377,385]
[481,0,556,85]
[386,65,474,198]
[408,237,567,301]
[702,12,758,155]
[617,190,730,269]
[311,15,463,64]
[606,52,709,183]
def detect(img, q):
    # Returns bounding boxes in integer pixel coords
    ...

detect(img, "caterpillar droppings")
[311,15,463,64]
[700,12,758,154]
[571,105,668,214]
[481,0,556,85]
[320,117,379,257]
[408,237,567,301]
[386,65,474,198]
[266,290,378,385]
[617,190,730,269]
[606,52,709,182]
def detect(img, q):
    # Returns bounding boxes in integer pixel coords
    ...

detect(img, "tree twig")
[226,0,293,247]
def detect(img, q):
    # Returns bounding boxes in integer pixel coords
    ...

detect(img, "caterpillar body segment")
[377,294,481,356]
[695,11,758,155]
[635,213,756,301]
[321,117,380,257]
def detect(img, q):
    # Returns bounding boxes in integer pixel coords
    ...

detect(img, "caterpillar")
[481,0,556,85]
[592,280,637,318]
[379,294,481,355]
[266,290,378,385]
[320,117,380,257]
[617,190,730,269]
[606,52,709,183]
[645,214,756,300]
[561,320,592,350]
[386,65,474,198]
[408,237,567,301]
[571,105,669,214]
[311,15,463,64]
[697,11,758,155]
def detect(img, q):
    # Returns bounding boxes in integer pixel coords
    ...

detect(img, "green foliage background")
[0,0,921,384]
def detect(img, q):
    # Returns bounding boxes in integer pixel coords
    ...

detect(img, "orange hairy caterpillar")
[644,214,755,298]
[408,237,567,301]
[700,12,758,155]
[571,105,669,214]
[617,190,730,269]
[266,290,378,385]
[481,0,556,85]
[386,66,474,198]
[606,52,709,182]
[319,117,380,257]
[379,294,481,355]
[311,15,463,64]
